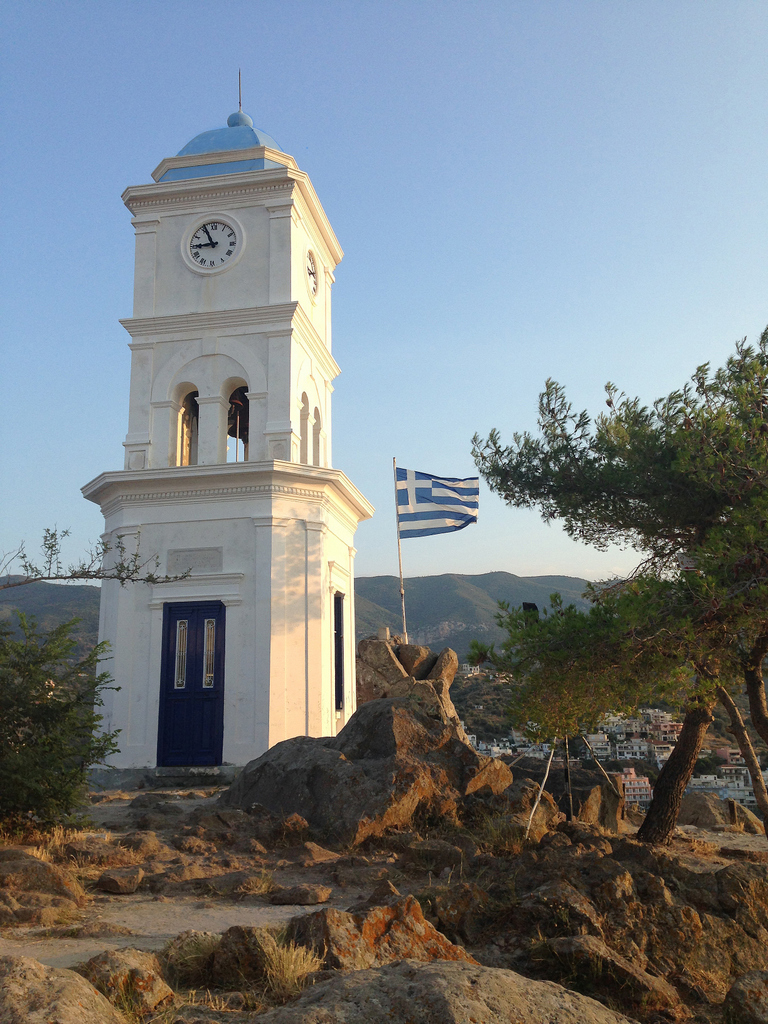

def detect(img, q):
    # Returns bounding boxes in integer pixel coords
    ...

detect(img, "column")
[196,395,228,465]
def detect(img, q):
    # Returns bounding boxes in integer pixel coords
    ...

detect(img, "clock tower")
[83,109,373,773]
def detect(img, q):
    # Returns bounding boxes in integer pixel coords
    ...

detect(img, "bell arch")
[224,376,250,462]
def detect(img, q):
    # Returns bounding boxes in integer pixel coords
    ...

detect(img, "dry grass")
[235,870,276,896]
[162,930,223,987]
[251,928,323,1003]
[469,814,526,857]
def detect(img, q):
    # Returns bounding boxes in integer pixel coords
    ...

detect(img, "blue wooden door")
[157,602,225,766]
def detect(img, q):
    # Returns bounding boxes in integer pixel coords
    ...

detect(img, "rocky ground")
[1,639,767,1023]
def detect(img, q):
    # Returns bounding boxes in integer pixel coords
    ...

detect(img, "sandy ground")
[0,788,378,969]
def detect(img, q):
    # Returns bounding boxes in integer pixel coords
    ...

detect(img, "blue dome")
[177,111,280,156]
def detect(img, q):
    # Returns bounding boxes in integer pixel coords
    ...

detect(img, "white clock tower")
[83,109,373,772]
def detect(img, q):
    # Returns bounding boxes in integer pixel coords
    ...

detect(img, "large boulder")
[679,791,764,834]
[287,895,477,970]
[0,847,84,927]
[724,971,768,1023]
[510,758,624,832]
[250,959,638,1024]
[75,947,173,1013]
[356,640,466,738]
[220,697,513,845]
[0,955,125,1024]
[546,934,680,1011]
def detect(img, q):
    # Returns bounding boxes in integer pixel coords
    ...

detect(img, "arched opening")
[299,393,310,464]
[227,386,249,462]
[178,391,199,466]
[312,407,322,466]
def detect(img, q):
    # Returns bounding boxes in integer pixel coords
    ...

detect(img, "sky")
[1,1,767,583]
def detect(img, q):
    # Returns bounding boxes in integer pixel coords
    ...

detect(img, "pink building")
[622,766,653,809]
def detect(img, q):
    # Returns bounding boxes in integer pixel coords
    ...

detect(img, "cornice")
[119,303,299,338]
[122,171,296,216]
[150,146,298,182]
[82,461,375,522]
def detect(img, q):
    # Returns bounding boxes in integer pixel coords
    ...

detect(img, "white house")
[83,109,373,772]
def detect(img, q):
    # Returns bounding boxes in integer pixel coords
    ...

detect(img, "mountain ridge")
[0,571,591,661]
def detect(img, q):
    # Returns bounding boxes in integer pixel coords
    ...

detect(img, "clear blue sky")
[2,1,767,582]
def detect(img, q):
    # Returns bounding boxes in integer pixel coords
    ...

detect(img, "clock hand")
[191,242,216,248]
[202,225,214,244]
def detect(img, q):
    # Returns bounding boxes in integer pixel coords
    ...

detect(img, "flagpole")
[392,457,408,643]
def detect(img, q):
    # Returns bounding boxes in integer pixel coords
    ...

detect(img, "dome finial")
[227,69,254,128]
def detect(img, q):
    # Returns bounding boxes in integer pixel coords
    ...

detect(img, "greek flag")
[396,467,479,539]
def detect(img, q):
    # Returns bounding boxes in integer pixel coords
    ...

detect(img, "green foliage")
[694,753,726,776]
[0,613,118,825]
[472,330,768,736]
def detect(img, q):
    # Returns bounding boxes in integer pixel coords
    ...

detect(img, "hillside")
[355,571,590,658]
[0,579,101,659]
[0,571,591,663]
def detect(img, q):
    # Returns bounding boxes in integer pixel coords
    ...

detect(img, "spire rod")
[238,69,242,111]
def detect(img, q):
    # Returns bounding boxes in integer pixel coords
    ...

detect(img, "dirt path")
[0,892,355,968]
[0,787,377,969]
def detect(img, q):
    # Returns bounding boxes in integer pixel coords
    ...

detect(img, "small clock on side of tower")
[306,249,318,298]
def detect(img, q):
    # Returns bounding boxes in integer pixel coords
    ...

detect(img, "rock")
[0,847,84,901]
[678,791,763,834]
[511,758,624,833]
[403,839,464,873]
[249,959,637,1024]
[356,638,409,704]
[728,799,765,835]
[287,894,478,970]
[269,884,332,905]
[356,640,466,738]
[117,830,174,859]
[520,880,603,937]
[680,791,733,829]
[396,644,438,678]
[62,836,119,864]
[0,955,125,1024]
[547,934,680,1010]
[212,925,277,986]
[293,841,339,866]
[432,882,489,943]
[485,777,564,841]
[220,696,513,845]
[724,970,768,1023]
[75,946,173,1013]
[355,879,402,908]
[96,866,144,894]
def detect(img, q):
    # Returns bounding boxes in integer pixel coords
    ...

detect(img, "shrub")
[0,614,118,826]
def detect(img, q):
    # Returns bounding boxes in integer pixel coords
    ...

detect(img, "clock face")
[306,250,318,296]
[189,220,238,270]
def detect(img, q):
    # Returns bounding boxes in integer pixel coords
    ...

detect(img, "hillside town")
[463,703,767,812]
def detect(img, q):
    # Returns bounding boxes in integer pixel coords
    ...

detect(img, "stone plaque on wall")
[167,547,223,575]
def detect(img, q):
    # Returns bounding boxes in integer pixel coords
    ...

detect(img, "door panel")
[158,602,225,766]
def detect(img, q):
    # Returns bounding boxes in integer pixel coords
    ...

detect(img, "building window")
[227,386,249,462]
[202,618,216,688]
[179,391,199,466]
[174,620,188,688]
[334,592,344,710]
